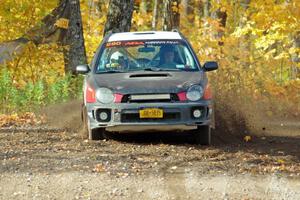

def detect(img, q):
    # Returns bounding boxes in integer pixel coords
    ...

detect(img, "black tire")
[193,125,211,145]
[89,128,106,140]
[82,106,105,140]
[81,106,89,139]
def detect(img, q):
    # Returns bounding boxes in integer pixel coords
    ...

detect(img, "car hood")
[92,71,204,94]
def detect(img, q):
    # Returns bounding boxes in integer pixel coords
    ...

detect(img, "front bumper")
[86,101,213,132]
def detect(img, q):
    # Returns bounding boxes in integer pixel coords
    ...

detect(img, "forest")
[0,0,299,128]
[1,1,300,199]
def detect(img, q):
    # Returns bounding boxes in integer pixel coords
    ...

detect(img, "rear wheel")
[82,106,105,140]
[192,125,211,145]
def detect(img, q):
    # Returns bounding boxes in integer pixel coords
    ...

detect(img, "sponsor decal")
[105,40,181,48]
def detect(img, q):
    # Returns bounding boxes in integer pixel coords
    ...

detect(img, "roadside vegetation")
[0,0,299,124]
[0,67,82,113]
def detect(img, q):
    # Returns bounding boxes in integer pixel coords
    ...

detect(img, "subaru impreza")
[76,31,218,145]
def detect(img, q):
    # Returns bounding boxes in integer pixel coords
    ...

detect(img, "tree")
[152,0,159,30]
[162,0,181,31]
[103,0,135,36]
[61,0,87,73]
[139,0,149,14]
[182,0,194,24]
[0,0,87,74]
[210,1,227,43]
[291,32,300,79]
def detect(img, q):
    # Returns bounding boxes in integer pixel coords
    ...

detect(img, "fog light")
[99,112,108,120]
[193,109,202,118]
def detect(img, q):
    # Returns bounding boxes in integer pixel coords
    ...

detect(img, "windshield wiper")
[159,68,181,71]
[143,67,161,72]
[97,70,124,74]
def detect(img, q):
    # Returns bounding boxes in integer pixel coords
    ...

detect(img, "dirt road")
[1,128,300,199]
[1,101,300,199]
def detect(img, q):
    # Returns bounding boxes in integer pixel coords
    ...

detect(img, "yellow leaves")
[273,52,289,60]
[5,42,65,87]
[277,159,285,164]
[34,8,41,14]
[55,18,69,29]
[80,1,106,62]
[0,0,57,41]
[232,22,253,37]
[93,164,106,173]
[171,1,179,13]
[266,111,273,117]
[0,112,45,127]
[244,136,252,142]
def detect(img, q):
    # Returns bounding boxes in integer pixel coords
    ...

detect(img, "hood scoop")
[129,73,170,78]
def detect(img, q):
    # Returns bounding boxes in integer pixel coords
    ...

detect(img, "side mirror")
[203,61,218,71]
[76,64,90,74]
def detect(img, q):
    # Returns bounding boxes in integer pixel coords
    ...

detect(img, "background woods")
[0,0,299,123]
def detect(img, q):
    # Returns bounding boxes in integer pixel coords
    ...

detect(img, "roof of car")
[107,31,182,42]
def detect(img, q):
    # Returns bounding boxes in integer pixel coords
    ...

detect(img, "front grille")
[121,93,179,103]
[121,112,180,123]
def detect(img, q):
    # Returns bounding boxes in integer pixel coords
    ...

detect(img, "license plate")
[139,108,163,118]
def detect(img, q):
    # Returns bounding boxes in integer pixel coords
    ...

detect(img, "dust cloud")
[213,94,300,140]
[39,100,82,132]
[38,95,299,143]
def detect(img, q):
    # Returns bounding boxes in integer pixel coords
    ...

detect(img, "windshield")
[95,40,199,73]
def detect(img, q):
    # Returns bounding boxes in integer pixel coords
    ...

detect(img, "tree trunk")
[194,0,203,26]
[238,0,251,67]
[203,0,210,18]
[152,0,159,29]
[0,0,87,74]
[210,1,227,43]
[62,0,87,73]
[291,32,300,79]
[162,0,181,31]
[139,0,148,14]
[182,0,194,23]
[103,0,134,36]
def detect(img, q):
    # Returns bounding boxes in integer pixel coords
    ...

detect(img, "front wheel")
[82,106,105,140]
[192,125,211,145]
[89,128,106,140]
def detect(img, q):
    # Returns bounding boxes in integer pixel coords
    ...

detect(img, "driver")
[159,45,177,68]
[109,51,128,70]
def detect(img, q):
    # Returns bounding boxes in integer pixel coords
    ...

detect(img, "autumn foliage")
[0,0,299,120]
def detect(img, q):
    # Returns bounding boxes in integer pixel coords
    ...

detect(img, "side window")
[90,48,101,70]
[96,48,111,71]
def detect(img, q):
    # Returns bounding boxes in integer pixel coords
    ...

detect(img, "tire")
[82,106,105,140]
[89,128,106,140]
[193,125,211,145]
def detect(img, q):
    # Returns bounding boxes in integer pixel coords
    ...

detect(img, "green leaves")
[0,68,82,113]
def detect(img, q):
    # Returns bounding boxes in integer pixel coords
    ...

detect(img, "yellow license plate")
[139,108,163,118]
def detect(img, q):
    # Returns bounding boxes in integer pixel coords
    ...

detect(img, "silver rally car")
[76,31,218,145]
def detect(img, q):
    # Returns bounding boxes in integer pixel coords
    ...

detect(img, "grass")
[0,68,83,113]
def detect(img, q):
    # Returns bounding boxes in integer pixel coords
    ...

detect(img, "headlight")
[95,88,114,104]
[186,85,203,101]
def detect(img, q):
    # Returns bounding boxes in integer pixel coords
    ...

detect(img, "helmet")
[110,51,126,64]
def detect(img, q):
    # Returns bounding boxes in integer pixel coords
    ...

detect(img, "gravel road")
[1,129,300,200]
[1,101,300,199]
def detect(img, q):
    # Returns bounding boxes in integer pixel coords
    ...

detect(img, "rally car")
[76,30,218,145]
